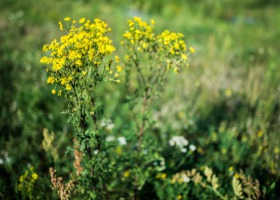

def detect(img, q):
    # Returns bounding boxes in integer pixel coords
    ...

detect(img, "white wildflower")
[107,123,115,130]
[181,147,187,153]
[182,174,190,183]
[105,136,115,142]
[100,119,107,127]
[189,144,196,152]
[169,136,189,153]
[169,136,189,147]
[100,118,115,130]
[118,137,127,145]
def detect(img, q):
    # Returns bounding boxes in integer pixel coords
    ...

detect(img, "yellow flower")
[190,46,195,53]
[75,60,82,67]
[52,58,65,71]
[47,76,55,84]
[181,54,187,60]
[52,89,56,94]
[125,55,130,61]
[117,65,122,72]
[19,175,24,183]
[173,67,179,74]
[123,31,132,39]
[115,56,120,63]
[177,195,183,200]
[60,77,68,85]
[116,146,122,154]
[65,84,72,91]
[123,171,130,178]
[42,45,49,52]
[156,173,167,179]
[31,173,38,180]
[128,19,134,27]
[257,131,263,137]
[142,42,148,49]
[79,18,86,24]
[40,56,51,64]
[58,21,63,30]
[64,17,71,21]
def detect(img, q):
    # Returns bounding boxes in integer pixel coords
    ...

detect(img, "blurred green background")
[0,0,279,199]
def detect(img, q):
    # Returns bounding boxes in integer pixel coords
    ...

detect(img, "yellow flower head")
[115,55,120,63]
[79,17,86,24]
[41,17,117,95]
[47,76,55,84]
[190,46,195,53]
[177,195,183,200]
[58,21,63,30]
[117,65,122,72]
[65,84,72,91]
[31,173,38,180]
[257,131,263,137]
[181,54,187,60]
[124,171,130,178]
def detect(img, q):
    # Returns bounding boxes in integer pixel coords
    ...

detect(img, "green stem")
[138,91,148,151]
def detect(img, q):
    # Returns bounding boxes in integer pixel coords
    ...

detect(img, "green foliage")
[16,166,38,200]
[0,0,280,199]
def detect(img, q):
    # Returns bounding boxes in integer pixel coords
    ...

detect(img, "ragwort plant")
[41,17,120,199]
[121,17,194,148]
[118,17,195,197]
[41,17,194,199]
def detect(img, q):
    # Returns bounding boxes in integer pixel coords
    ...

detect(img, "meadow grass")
[0,0,279,199]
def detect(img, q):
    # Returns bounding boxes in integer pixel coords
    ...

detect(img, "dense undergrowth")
[0,0,279,199]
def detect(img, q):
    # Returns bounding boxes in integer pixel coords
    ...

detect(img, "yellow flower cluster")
[17,166,38,198]
[122,17,195,73]
[122,17,155,51]
[123,170,130,178]
[156,173,167,179]
[40,17,117,95]
[158,30,186,55]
